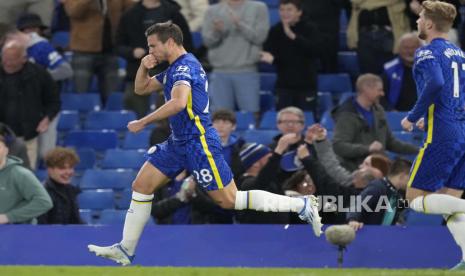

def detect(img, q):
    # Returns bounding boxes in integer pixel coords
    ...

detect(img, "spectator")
[347,158,412,230]
[174,0,209,32]
[309,123,390,188]
[0,0,54,29]
[261,0,324,114]
[332,73,418,171]
[0,134,53,224]
[116,0,193,118]
[0,123,31,169]
[301,0,342,73]
[347,0,411,74]
[38,147,82,225]
[211,109,244,179]
[202,0,269,113]
[382,32,422,111]
[236,137,298,224]
[0,40,60,169]
[13,12,74,161]
[64,0,134,104]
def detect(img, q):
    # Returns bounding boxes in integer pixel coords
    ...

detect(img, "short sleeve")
[171,64,194,88]
[154,70,167,84]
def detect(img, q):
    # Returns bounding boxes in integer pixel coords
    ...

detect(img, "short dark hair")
[279,0,302,10]
[212,109,236,125]
[388,158,412,177]
[145,22,183,45]
[44,147,80,168]
[283,170,307,191]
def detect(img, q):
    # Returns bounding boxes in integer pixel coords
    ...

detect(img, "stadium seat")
[304,112,315,127]
[75,148,96,171]
[79,209,93,224]
[96,209,127,225]
[320,111,334,131]
[57,110,80,132]
[259,73,277,112]
[61,93,101,113]
[318,92,333,116]
[105,92,124,110]
[63,130,118,151]
[235,111,256,130]
[260,90,275,112]
[318,73,352,94]
[35,169,48,182]
[51,31,70,49]
[268,8,280,26]
[405,209,444,226]
[337,91,355,106]
[386,111,409,132]
[337,51,360,79]
[192,31,203,49]
[123,130,151,150]
[258,62,276,73]
[101,149,145,169]
[115,189,132,209]
[84,110,137,131]
[259,111,277,130]
[260,0,279,8]
[80,169,136,190]
[241,129,279,145]
[78,189,115,210]
[339,31,348,51]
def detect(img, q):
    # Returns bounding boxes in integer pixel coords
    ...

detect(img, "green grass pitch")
[0,266,459,276]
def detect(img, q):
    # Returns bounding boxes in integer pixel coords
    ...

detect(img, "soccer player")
[88,22,321,266]
[400,1,465,270]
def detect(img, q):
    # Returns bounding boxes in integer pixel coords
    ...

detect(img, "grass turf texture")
[0,266,459,276]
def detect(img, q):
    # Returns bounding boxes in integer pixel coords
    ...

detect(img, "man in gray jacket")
[332,73,418,171]
[202,0,269,113]
[0,134,52,224]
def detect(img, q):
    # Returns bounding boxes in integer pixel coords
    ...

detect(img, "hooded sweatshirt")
[0,156,52,223]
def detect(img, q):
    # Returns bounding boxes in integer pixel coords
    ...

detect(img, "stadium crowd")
[0,0,463,230]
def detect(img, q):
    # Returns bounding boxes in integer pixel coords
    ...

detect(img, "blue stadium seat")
[235,111,255,130]
[259,111,277,130]
[84,110,137,131]
[51,31,70,49]
[260,90,275,112]
[123,130,151,150]
[105,92,124,110]
[318,92,333,116]
[304,112,315,127]
[115,189,132,209]
[268,8,280,26]
[339,31,347,51]
[96,209,127,225]
[78,189,115,210]
[75,148,96,171]
[61,93,101,113]
[79,209,93,224]
[241,129,279,145]
[320,111,334,131]
[64,130,118,151]
[386,111,409,132]
[80,169,136,190]
[318,73,352,94]
[35,169,48,182]
[192,31,203,49]
[337,91,355,106]
[57,110,80,132]
[337,51,360,79]
[101,149,145,169]
[405,209,444,226]
[260,0,279,8]
[260,72,277,92]
[258,62,276,73]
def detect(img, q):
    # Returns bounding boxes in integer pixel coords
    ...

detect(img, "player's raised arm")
[134,55,163,95]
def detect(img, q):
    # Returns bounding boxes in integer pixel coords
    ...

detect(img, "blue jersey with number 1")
[408,38,465,192]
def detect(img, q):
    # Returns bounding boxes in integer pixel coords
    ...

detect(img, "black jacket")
[346,178,404,225]
[0,62,60,140]
[38,178,82,225]
[263,20,324,91]
[116,0,193,81]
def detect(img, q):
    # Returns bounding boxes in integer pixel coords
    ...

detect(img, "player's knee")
[131,179,152,195]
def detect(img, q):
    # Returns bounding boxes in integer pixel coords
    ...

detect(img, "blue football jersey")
[411,38,465,142]
[27,33,65,70]
[155,53,211,140]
